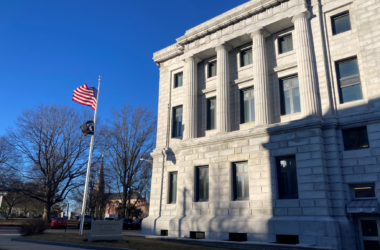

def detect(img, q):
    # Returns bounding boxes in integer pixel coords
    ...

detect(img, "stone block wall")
[145,0,380,250]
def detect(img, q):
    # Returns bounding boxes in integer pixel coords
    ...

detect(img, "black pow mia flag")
[80,121,95,135]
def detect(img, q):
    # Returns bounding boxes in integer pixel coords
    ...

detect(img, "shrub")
[18,219,49,235]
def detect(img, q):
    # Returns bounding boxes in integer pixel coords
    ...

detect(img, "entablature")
[153,0,307,66]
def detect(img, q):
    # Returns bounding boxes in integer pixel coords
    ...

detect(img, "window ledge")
[337,99,366,110]
[238,64,252,72]
[205,129,218,137]
[239,122,255,130]
[206,76,217,82]
[231,76,253,85]
[332,30,352,38]
[276,50,296,59]
[279,112,302,117]
[171,136,183,140]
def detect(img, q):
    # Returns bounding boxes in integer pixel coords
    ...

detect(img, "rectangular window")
[278,35,293,54]
[342,126,369,151]
[277,235,299,244]
[169,172,177,204]
[336,57,362,103]
[233,162,249,200]
[195,166,209,202]
[280,76,300,115]
[240,88,255,123]
[277,156,298,199]
[172,106,183,137]
[207,98,216,130]
[229,233,247,242]
[332,12,351,35]
[240,48,252,67]
[174,72,183,88]
[160,230,168,236]
[208,61,217,78]
[353,185,376,199]
[190,231,205,239]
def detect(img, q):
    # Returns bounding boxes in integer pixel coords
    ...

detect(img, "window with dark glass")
[336,57,362,103]
[240,88,255,123]
[174,72,183,88]
[278,35,293,54]
[353,185,376,199]
[208,61,217,78]
[169,172,177,204]
[207,98,216,130]
[172,106,183,137]
[240,48,252,67]
[277,156,298,199]
[195,166,209,202]
[332,12,351,35]
[233,162,249,200]
[280,76,301,115]
[342,126,369,151]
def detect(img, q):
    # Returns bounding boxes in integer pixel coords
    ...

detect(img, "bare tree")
[0,136,13,168]
[106,104,156,218]
[7,104,102,223]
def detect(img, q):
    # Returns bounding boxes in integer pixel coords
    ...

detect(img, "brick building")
[104,193,149,219]
[142,0,380,249]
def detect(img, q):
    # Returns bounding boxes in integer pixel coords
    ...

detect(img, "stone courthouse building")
[142,0,380,249]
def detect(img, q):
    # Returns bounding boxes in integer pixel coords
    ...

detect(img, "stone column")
[250,28,271,125]
[292,11,320,117]
[215,43,232,133]
[183,55,201,140]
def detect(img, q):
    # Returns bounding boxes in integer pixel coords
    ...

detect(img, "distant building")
[142,0,380,249]
[104,193,149,219]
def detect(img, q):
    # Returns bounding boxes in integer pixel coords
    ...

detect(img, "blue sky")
[0,0,247,135]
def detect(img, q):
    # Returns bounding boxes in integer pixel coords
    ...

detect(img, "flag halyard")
[72,83,98,110]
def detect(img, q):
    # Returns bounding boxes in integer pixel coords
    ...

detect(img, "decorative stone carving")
[250,28,271,125]
[183,55,201,139]
[215,43,232,133]
[292,11,320,117]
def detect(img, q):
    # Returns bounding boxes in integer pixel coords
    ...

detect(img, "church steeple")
[95,151,105,193]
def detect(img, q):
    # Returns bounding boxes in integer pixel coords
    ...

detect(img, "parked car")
[51,217,67,229]
[120,218,133,229]
[103,217,115,221]
[132,218,143,230]
[77,215,93,229]
[33,215,42,218]
[16,215,27,218]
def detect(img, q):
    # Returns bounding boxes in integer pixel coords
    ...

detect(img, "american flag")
[72,84,98,110]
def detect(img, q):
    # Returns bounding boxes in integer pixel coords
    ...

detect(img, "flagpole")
[79,75,101,236]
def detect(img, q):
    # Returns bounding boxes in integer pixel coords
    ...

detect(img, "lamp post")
[139,158,153,164]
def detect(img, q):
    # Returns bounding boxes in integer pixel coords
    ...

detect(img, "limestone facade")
[142,0,380,249]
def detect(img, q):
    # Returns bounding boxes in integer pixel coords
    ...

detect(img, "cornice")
[153,43,184,66]
[162,117,324,155]
[153,0,294,65]
[176,0,288,46]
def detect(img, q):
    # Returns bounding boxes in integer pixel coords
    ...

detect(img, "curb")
[11,238,135,250]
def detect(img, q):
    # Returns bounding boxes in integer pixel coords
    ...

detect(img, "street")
[0,228,141,250]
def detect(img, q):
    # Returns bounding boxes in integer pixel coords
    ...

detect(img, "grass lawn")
[24,233,230,250]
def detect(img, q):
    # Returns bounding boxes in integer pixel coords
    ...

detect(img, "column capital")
[215,43,232,52]
[184,55,201,63]
[291,11,311,23]
[249,27,270,38]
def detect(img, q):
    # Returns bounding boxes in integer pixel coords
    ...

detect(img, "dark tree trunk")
[122,188,127,218]
[6,205,13,219]
[42,202,51,223]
